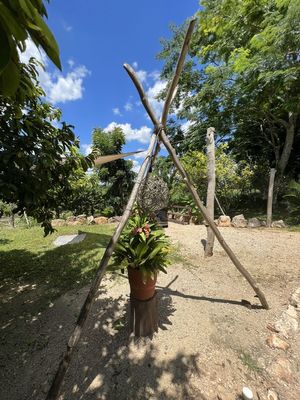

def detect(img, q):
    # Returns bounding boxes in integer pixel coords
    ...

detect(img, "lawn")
[0,224,115,305]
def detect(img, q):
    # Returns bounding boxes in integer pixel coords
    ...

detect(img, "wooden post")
[205,127,216,257]
[130,293,158,337]
[46,129,160,400]
[267,168,276,227]
[124,18,269,310]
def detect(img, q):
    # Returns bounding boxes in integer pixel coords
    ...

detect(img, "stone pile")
[51,214,118,227]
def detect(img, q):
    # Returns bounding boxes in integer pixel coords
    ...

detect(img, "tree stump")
[129,292,158,337]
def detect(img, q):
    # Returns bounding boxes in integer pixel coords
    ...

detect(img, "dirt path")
[1,223,300,400]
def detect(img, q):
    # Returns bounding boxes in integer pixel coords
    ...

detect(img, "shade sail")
[93,150,144,166]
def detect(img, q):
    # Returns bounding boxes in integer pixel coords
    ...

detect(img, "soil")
[1,223,300,400]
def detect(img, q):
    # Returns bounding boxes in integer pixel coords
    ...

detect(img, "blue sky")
[24,0,199,171]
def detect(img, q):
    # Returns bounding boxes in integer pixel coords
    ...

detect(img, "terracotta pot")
[127,267,157,300]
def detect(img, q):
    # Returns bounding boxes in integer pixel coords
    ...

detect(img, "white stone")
[242,386,253,400]
[53,234,86,247]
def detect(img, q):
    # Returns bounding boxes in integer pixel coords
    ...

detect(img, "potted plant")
[112,212,170,300]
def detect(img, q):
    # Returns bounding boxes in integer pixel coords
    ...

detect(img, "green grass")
[0,224,115,302]
[240,351,262,375]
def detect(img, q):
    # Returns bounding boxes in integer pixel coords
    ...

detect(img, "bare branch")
[123,63,160,126]
[161,19,196,126]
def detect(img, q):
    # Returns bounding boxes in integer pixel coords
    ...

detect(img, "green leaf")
[0,3,27,41]
[0,26,11,73]
[0,60,20,95]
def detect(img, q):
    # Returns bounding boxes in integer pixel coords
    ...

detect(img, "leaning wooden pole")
[124,19,269,310]
[46,129,159,400]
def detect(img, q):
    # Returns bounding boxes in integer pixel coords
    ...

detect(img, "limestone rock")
[266,334,290,351]
[67,220,82,226]
[51,219,66,227]
[290,287,300,309]
[66,215,76,222]
[218,215,231,227]
[108,216,122,223]
[76,214,87,224]
[247,217,262,228]
[268,356,293,383]
[274,305,298,338]
[271,220,286,228]
[232,214,247,228]
[267,389,279,400]
[94,216,108,225]
[87,216,95,225]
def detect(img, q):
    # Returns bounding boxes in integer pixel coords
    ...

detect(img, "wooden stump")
[129,291,158,337]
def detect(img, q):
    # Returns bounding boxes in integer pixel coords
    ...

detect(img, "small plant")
[112,212,170,281]
[240,351,262,374]
[284,180,300,223]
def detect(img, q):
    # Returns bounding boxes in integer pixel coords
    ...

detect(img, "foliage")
[112,212,170,281]
[169,144,255,212]
[158,0,300,198]
[0,0,60,96]
[0,60,96,235]
[283,180,300,222]
[92,126,135,215]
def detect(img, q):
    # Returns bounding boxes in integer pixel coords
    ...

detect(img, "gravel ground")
[1,223,300,400]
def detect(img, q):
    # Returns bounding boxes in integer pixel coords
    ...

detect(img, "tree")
[0,60,95,234]
[158,0,300,201]
[92,127,135,215]
[0,0,60,96]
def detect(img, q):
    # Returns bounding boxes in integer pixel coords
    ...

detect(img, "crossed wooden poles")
[46,19,269,400]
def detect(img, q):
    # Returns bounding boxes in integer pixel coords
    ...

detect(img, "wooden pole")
[266,168,276,227]
[46,129,160,400]
[205,127,216,257]
[124,20,269,310]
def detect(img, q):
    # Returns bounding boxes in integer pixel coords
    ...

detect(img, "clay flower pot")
[128,267,157,300]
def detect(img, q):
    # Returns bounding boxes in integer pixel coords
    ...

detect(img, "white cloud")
[68,59,75,68]
[146,79,167,119]
[129,159,141,174]
[81,144,92,156]
[113,107,122,116]
[124,102,133,111]
[62,21,73,32]
[104,122,151,144]
[132,61,138,69]
[136,69,147,83]
[19,40,89,104]
[48,66,89,103]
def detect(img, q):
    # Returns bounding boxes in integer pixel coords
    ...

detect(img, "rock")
[51,219,66,227]
[76,215,87,224]
[232,214,247,228]
[261,220,267,227]
[94,216,108,225]
[271,220,286,228]
[274,305,298,338]
[87,216,95,225]
[218,215,231,227]
[266,334,290,351]
[67,220,82,226]
[268,356,293,383]
[267,389,279,400]
[242,387,253,400]
[108,216,122,223]
[290,287,300,309]
[66,215,76,222]
[247,217,262,228]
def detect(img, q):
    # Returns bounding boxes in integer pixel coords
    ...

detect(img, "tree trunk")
[266,168,276,227]
[205,127,216,257]
[273,112,296,204]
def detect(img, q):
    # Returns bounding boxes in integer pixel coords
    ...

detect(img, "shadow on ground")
[58,287,207,400]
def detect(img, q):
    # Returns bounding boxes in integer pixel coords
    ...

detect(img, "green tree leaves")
[0,0,61,96]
